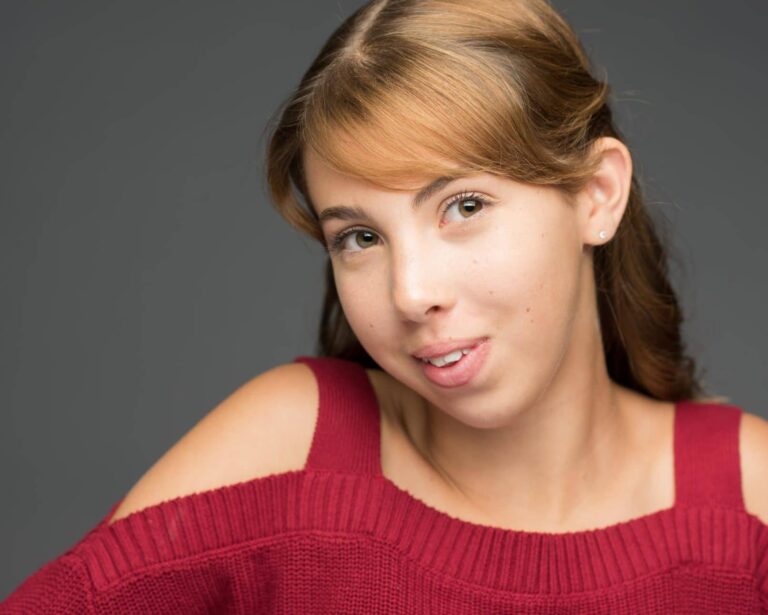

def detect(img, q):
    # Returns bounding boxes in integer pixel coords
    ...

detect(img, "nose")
[390,241,453,322]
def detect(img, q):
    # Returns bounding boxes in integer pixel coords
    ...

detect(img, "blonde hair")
[264,0,721,403]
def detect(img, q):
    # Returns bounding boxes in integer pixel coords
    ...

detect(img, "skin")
[302,138,677,532]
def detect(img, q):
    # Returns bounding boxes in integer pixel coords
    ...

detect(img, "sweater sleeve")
[759,523,768,614]
[0,553,93,614]
[0,500,122,614]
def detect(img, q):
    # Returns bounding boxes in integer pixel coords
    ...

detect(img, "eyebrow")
[316,175,458,226]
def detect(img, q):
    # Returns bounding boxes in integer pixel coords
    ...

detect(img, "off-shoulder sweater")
[2,355,768,613]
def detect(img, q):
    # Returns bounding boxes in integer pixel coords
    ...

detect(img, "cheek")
[334,270,387,344]
[478,219,581,345]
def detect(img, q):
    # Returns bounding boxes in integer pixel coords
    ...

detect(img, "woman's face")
[303,148,598,427]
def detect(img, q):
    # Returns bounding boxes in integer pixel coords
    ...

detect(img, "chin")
[427,390,521,428]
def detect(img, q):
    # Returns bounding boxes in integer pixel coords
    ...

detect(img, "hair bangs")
[301,44,532,191]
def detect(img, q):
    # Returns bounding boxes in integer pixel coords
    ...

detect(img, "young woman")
[3,0,767,612]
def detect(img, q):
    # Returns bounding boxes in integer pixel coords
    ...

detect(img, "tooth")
[427,349,464,367]
[419,347,473,366]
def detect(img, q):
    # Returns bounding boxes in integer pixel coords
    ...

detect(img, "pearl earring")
[598,230,608,240]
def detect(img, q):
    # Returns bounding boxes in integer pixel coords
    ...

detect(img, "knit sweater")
[2,355,767,614]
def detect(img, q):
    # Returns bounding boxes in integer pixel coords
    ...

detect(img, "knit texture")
[3,355,767,613]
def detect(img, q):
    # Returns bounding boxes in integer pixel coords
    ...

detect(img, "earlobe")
[581,137,633,246]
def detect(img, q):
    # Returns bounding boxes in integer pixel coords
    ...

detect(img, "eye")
[327,191,491,255]
[441,192,488,224]
[331,229,379,253]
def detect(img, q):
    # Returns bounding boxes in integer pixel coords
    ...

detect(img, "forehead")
[302,150,367,220]
[304,152,451,233]
[301,146,576,225]
[303,147,433,193]
[308,150,472,221]
[302,148,353,189]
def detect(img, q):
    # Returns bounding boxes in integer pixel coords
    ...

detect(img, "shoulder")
[740,410,768,524]
[107,362,319,524]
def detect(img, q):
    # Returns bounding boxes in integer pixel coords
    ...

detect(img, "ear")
[576,136,633,247]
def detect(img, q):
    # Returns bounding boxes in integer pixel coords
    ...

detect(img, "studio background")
[2,0,766,597]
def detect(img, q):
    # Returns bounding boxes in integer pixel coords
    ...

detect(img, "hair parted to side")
[264,0,720,403]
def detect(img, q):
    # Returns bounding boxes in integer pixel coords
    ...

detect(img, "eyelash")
[326,191,492,255]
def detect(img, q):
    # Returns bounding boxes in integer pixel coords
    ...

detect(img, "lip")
[416,339,490,388]
[411,336,489,360]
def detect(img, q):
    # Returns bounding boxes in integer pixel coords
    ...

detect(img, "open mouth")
[416,339,490,388]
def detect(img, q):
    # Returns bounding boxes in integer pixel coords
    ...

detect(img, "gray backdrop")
[2,0,766,597]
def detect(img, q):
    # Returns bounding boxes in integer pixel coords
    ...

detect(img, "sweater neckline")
[341,359,700,590]
[87,464,756,593]
[82,357,756,593]
[375,464,678,540]
[84,466,757,595]
[367,468,686,590]
[361,363,682,540]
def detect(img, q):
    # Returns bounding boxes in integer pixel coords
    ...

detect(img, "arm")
[2,362,317,610]
[740,412,768,612]
[106,362,317,523]
[742,411,768,526]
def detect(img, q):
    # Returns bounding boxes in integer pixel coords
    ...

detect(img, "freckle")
[525,307,530,312]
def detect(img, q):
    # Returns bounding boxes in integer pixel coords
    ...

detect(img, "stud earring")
[598,230,608,240]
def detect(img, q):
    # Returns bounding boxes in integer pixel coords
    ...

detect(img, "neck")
[402,293,645,531]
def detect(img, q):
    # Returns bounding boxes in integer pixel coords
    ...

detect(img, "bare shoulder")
[740,410,768,525]
[107,362,318,524]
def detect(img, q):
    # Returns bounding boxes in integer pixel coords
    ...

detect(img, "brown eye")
[354,230,378,249]
[457,198,482,217]
[328,227,380,254]
[328,192,491,255]
[443,193,489,223]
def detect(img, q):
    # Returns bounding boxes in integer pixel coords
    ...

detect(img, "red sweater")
[3,355,768,613]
